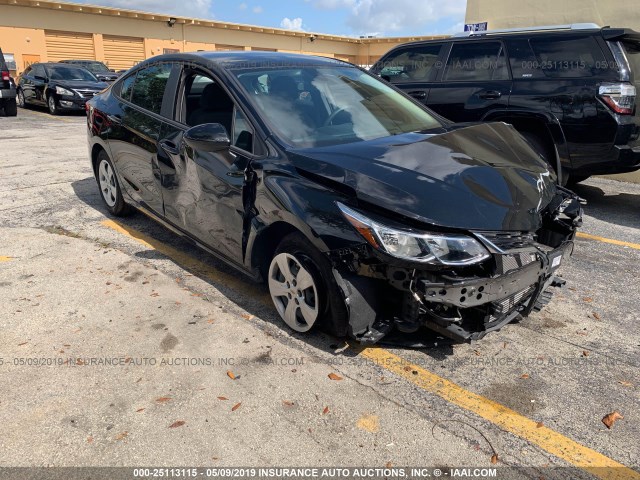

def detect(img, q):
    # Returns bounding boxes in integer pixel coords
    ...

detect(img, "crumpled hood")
[289,122,557,232]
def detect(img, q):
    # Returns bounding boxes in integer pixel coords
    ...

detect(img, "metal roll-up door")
[103,35,145,71]
[45,30,95,62]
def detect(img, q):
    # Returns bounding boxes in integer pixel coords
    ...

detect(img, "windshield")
[83,62,111,73]
[233,66,442,148]
[48,66,98,81]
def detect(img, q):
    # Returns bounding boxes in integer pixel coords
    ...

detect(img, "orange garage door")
[103,35,145,71]
[45,30,95,62]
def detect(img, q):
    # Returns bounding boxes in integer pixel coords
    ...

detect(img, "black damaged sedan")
[86,52,582,344]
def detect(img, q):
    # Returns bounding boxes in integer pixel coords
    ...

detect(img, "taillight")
[599,83,636,115]
[1,71,9,82]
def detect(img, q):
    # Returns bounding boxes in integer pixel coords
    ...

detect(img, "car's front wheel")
[96,150,132,216]
[16,89,26,109]
[47,94,59,115]
[268,233,348,336]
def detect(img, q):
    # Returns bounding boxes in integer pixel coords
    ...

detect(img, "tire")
[521,132,557,173]
[96,150,133,216]
[4,98,17,117]
[16,89,26,109]
[47,93,59,115]
[268,232,348,336]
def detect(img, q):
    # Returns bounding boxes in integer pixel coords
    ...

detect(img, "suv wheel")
[521,132,557,173]
[3,98,17,117]
[566,175,590,187]
[268,232,348,336]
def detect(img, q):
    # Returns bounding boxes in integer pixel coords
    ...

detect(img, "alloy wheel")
[98,159,118,207]
[268,252,319,332]
[17,90,25,108]
[48,95,57,114]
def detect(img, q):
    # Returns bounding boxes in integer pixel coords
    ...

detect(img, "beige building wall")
[0,0,446,74]
[465,0,640,31]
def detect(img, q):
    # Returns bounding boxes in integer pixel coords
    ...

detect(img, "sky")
[72,0,468,37]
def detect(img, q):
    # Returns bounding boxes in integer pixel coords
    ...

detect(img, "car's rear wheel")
[16,89,26,109]
[268,233,348,336]
[96,150,132,216]
[3,98,17,117]
[47,94,59,115]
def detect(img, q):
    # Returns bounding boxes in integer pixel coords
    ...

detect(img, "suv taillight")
[1,70,9,82]
[599,83,636,115]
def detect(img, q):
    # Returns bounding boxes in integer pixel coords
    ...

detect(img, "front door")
[159,71,255,265]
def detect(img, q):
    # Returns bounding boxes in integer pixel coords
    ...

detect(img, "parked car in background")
[17,63,108,115]
[372,24,640,186]
[86,52,582,344]
[0,47,17,116]
[59,60,120,82]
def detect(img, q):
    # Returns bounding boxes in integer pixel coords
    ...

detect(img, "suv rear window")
[529,36,607,78]
[376,44,443,83]
[443,42,509,81]
[621,40,640,81]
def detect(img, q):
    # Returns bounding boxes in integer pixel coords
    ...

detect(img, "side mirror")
[183,123,230,152]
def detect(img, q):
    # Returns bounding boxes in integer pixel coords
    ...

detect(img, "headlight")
[55,86,75,96]
[337,202,491,265]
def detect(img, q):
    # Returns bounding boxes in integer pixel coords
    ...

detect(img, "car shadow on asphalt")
[572,182,640,230]
[71,176,455,359]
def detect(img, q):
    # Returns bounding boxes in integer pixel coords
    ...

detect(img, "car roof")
[387,25,640,49]
[135,51,351,71]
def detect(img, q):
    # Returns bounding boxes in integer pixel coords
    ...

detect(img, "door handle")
[159,140,180,156]
[408,91,427,99]
[478,90,502,100]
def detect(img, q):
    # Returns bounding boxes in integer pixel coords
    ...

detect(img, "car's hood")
[289,122,557,232]
[55,80,108,90]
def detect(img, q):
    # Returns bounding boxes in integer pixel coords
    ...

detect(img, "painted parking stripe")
[101,218,639,479]
[358,348,639,480]
[0,256,13,262]
[577,232,640,251]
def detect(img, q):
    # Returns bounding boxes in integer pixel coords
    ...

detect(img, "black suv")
[0,48,17,116]
[372,24,640,185]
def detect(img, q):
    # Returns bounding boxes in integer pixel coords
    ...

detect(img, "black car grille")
[487,285,536,324]
[477,231,537,251]
[75,89,98,99]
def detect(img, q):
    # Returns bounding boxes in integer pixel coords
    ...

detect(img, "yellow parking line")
[577,232,640,251]
[101,218,639,479]
[100,219,271,304]
[20,108,78,123]
[0,256,13,262]
[359,348,639,480]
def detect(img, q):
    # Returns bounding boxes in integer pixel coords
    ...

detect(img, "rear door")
[427,40,512,122]
[108,63,176,215]
[373,43,445,105]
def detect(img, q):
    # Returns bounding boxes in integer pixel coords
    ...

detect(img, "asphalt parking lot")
[0,107,638,479]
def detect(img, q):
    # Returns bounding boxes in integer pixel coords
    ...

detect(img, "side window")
[119,74,136,102]
[506,39,546,79]
[443,42,509,81]
[32,64,46,79]
[130,64,172,115]
[183,72,234,135]
[377,44,443,83]
[232,107,253,154]
[529,36,606,78]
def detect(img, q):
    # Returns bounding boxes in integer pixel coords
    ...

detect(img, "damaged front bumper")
[330,187,584,344]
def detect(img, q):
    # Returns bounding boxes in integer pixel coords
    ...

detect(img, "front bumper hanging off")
[331,188,583,345]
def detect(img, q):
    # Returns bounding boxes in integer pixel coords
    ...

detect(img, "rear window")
[529,36,607,78]
[375,44,443,83]
[621,40,640,80]
[443,42,509,81]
